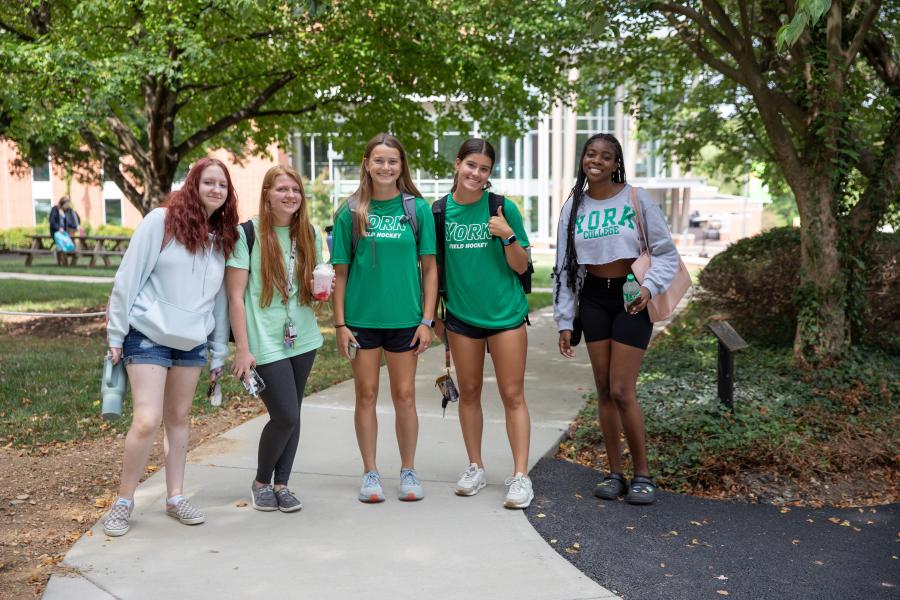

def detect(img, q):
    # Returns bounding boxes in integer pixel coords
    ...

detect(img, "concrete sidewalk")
[0,272,114,283]
[44,307,617,600]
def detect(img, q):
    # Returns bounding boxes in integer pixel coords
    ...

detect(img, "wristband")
[420,319,435,328]
[502,234,517,247]
[335,324,347,328]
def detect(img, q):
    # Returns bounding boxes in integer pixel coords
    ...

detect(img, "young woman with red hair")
[103,157,239,536]
[226,165,325,513]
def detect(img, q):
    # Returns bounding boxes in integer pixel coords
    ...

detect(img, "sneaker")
[455,463,486,496]
[165,496,206,525]
[274,487,303,513]
[102,499,133,537]
[625,476,657,505]
[250,482,278,512]
[593,473,628,500]
[358,471,385,503]
[503,473,534,509]
[398,468,424,501]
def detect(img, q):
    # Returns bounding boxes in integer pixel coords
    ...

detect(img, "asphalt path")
[525,457,899,600]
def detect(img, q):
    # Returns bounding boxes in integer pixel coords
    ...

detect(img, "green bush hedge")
[0,226,44,250]
[699,227,899,352]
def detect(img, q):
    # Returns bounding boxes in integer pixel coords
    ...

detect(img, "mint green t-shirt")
[444,192,530,328]
[225,221,324,366]
[331,195,436,328]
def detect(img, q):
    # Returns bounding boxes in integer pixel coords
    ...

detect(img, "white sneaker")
[504,473,534,509]
[455,463,486,496]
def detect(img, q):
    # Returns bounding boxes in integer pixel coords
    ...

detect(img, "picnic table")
[19,234,131,267]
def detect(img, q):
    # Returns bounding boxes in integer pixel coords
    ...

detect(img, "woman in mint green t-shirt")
[435,139,534,509]
[332,133,438,504]
[225,165,325,513]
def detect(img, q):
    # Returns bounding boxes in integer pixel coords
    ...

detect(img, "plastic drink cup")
[313,263,335,301]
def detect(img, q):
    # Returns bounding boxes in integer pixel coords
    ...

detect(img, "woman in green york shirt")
[437,139,534,509]
[332,133,438,503]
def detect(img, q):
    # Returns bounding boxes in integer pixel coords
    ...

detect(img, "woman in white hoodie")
[103,157,239,537]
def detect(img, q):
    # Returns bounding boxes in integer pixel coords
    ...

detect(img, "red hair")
[164,157,239,257]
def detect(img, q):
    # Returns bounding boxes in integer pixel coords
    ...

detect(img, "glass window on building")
[34,198,51,224]
[292,135,312,179]
[105,198,122,226]
[312,136,330,179]
[32,161,51,182]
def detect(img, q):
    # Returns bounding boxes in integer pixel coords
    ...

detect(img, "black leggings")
[254,350,316,485]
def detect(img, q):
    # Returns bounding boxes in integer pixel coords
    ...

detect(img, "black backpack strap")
[432,195,449,304]
[240,220,255,257]
[487,192,505,241]
[400,192,419,249]
[345,195,360,259]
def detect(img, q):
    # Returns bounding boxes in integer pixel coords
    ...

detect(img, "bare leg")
[352,349,382,473]
[609,341,649,477]
[447,332,486,468]
[586,340,625,473]
[384,350,418,470]
[486,326,530,475]
[117,364,167,499]
[161,366,202,497]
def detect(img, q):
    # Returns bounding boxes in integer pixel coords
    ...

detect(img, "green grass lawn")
[0,280,113,313]
[0,252,121,277]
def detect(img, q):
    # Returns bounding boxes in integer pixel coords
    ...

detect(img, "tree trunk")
[792,178,848,367]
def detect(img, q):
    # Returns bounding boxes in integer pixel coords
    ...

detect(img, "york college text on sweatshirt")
[553,184,679,331]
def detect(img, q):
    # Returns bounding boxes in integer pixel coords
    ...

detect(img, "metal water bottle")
[100,354,127,420]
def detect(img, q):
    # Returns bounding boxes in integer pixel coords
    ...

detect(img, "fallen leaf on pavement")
[780,508,790,514]
[690,520,702,526]
[235,501,248,507]
[716,591,729,596]
[715,575,728,580]
[792,540,800,545]
[536,513,545,518]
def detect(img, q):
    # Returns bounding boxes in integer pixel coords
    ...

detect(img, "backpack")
[432,192,534,302]
[345,192,420,257]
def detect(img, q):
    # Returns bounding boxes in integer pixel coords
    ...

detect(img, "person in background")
[49,196,81,239]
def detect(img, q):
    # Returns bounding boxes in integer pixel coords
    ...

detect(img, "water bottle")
[100,354,127,421]
[623,274,641,310]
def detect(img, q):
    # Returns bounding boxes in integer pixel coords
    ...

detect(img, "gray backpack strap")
[400,192,419,246]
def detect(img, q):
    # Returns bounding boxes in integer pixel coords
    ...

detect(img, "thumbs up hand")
[488,204,514,239]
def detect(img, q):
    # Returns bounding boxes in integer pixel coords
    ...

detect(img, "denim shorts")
[121,327,208,368]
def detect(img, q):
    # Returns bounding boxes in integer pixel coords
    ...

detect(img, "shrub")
[0,226,43,250]
[699,227,899,352]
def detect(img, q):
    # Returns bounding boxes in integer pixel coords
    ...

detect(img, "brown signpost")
[707,320,748,408]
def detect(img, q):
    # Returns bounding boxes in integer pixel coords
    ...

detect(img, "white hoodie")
[107,208,229,369]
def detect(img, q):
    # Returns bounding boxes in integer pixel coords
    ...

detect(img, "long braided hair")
[553,133,627,303]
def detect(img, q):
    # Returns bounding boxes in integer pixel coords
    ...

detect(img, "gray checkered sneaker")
[103,501,133,537]
[165,497,206,525]
[274,487,303,513]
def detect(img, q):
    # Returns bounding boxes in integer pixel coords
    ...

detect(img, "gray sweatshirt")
[107,208,229,369]
[553,184,679,331]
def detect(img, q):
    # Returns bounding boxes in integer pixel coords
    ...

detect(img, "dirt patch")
[0,396,266,599]
[0,313,106,338]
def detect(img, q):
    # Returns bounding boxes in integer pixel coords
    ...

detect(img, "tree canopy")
[578,1,898,365]
[0,0,583,213]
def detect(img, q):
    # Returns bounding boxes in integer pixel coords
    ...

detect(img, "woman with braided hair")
[553,133,679,505]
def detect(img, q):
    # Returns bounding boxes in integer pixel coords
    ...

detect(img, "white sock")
[167,494,185,506]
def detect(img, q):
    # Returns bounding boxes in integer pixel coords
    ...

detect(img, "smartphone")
[348,342,359,360]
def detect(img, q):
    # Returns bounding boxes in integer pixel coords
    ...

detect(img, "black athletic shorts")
[350,325,419,353]
[444,311,525,340]
[579,273,653,350]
